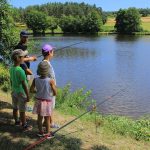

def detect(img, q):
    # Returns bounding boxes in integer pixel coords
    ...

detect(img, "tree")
[115,8,142,34]
[0,0,18,62]
[82,10,103,33]
[139,8,150,17]
[46,16,58,34]
[25,10,47,34]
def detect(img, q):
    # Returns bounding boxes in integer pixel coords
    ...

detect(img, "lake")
[30,34,150,118]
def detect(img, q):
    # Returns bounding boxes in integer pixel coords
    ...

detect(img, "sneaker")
[37,131,45,137]
[50,123,60,128]
[15,121,21,126]
[46,132,54,139]
[22,123,32,132]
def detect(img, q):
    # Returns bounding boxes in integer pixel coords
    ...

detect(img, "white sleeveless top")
[35,77,53,100]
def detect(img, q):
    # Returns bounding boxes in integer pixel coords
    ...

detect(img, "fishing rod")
[37,41,84,58]
[52,87,126,135]
[24,87,126,150]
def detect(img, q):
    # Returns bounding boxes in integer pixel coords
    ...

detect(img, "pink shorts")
[32,99,52,116]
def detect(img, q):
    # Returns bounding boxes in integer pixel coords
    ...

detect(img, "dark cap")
[20,30,28,37]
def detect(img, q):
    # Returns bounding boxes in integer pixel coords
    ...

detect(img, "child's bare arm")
[30,79,36,93]
[22,80,29,102]
[50,80,57,96]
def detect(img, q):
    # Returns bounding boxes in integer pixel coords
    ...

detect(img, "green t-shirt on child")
[9,66,28,96]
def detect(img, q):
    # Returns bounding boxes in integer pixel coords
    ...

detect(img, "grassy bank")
[0,63,150,149]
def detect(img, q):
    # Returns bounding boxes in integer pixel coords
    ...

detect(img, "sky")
[9,0,150,11]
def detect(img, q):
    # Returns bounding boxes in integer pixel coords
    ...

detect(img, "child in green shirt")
[10,49,32,131]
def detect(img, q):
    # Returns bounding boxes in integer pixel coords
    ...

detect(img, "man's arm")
[24,56,37,62]
[25,68,33,75]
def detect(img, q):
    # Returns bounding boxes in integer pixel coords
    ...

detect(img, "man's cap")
[20,30,28,37]
[11,49,28,60]
[42,44,55,53]
[37,61,50,77]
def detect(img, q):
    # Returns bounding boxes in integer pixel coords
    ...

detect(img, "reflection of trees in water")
[115,35,140,42]
[55,47,97,58]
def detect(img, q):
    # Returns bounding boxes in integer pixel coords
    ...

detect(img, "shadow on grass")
[0,111,83,150]
[0,100,110,150]
[91,145,111,150]
[0,100,12,110]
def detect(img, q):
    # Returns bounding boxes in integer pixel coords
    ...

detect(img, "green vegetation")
[56,84,150,142]
[59,11,102,33]
[115,8,142,34]
[25,10,47,35]
[11,2,105,34]
[0,63,10,92]
[0,63,149,142]
[0,0,18,62]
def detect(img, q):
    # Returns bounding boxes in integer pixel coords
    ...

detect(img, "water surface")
[30,35,150,118]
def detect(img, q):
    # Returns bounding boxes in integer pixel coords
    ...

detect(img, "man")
[15,31,37,75]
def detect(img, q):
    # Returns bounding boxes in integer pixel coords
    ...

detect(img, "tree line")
[11,2,147,35]
[104,8,150,18]
[12,2,107,34]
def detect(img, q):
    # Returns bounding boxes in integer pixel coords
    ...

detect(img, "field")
[102,17,150,32]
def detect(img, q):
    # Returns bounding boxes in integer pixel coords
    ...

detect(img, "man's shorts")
[11,92,27,112]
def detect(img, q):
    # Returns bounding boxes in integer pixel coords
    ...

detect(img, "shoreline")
[27,31,150,36]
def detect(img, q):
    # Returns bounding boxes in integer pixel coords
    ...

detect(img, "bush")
[56,84,94,115]
[115,8,142,34]
[0,63,10,91]
[104,115,150,141]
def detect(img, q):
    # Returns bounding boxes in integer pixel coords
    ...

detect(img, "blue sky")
[9,0,150,11]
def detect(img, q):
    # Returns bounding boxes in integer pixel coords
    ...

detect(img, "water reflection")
[55,47,97,59]
[115,35,140,42]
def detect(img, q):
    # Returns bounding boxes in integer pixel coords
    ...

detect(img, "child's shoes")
[22,123,32,132]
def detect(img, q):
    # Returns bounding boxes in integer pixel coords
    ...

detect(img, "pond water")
[30,34,150,118]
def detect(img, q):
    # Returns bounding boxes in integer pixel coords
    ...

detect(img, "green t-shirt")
[9,66,28,96]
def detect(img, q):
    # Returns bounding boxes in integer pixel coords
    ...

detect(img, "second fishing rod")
[37,41,85,58]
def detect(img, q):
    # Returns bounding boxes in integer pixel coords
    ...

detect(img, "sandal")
[50,123,60,128]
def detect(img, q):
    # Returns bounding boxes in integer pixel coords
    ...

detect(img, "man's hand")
[30,56,37,61]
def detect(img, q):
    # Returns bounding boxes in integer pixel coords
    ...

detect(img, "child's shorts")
[33,99,52,116]
[11,92,27,112]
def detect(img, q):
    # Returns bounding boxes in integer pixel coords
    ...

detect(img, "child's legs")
[18,94,27,126]
[13,109,19,122]
[38,115,43,132]
[20,112,26,125]
[50,96,55,124]
[44,116,50,133]
[12,92,19,122]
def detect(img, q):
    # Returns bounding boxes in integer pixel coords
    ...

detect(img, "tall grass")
[0,63,10,92]
[56,84,150,141]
